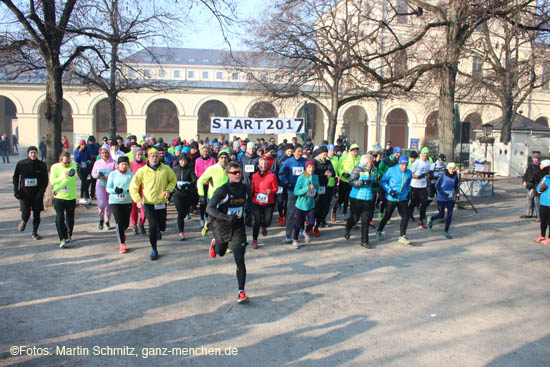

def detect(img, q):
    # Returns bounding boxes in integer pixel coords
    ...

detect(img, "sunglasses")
[228,171,242,175]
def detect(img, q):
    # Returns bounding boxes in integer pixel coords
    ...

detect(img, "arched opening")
[464,112,482,142]
[39,99,74,149]
[296,103,324,144]
[146,99,179,142]
[93,98,127,137]
[343,106,368,151]
[197,100,228,136]
[248,101,278,143]
[425,111,439,142]
[0,96,17,153]
[535,116,549,128]
[386,108,408,149]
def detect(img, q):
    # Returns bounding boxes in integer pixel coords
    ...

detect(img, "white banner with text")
[210,117,305,134]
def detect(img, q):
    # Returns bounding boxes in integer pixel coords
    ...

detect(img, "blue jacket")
[106,170,133,204]
[278,156,307,190]
[537,175,550,206]
[293,174,319,211]
[380,165,412,202]
[435,171,459,202]
[74,146,96,173]
[349,164,377,201]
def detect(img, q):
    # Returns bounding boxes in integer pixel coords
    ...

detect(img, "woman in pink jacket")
[130,147,147,235]
[194,145,216,226]
[92,147,117,230]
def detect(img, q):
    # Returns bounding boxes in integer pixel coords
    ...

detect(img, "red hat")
[172,140,178,147]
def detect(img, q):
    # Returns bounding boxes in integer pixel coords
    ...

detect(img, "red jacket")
[251,171,278,205]
[263,154,276,171]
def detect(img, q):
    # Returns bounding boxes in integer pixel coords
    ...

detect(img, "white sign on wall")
[211,117,305,134]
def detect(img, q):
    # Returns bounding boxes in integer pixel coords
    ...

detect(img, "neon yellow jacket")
[197,163,228,199]
[337,153,360,183]
[50,162,78,200]
[328,155,339,187]
[130,163,177,204]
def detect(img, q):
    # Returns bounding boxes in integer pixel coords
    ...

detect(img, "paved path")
[0,153,549,366]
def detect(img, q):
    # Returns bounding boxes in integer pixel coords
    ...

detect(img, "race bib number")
[245,164,255,173]
[87,174,92,180]
[318,186,326,195]
[444,190,453,198]
[228,206,243,218]
[292,166,304,176]
[154,203,166,210]
[177,180,189,189]
[115,193,127,201]
[81,162,87,169]
[277,186,283,194]
[24,178,37,187]
[306,189,316,198]
[256,193,269,204]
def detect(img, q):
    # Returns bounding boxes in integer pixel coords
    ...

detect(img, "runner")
[74,139,94,204]
[272,144,294,226]
[129,148,177,260]
[250,157,278,249]
[376,146,401,222]
[13,146,48,240]
[313,146,335,236]
[130,147,147,235]
[292,160,319,249]
[376,155,413,245]
[195,145,216,228]
[207,162,250,304]
[427,162,460,239]
[408,147,431,228]
[240,142,261,226]
[173,154,197,241]
[332,144,360,221]
[49,152,78,248]
[91,147,117,230]
[535,159,550,244]
[278,144,307,244]
[345,154,377,249]
[106,156,133,253]
[429,154,447,203]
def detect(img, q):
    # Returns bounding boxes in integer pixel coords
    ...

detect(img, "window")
[472,56,483,78]
[203,58,209,63]
[261,73,267,81]
[247,72,253,80]
[216,71,223,79]
[128,69,135,77]
[188,70,195,79]
[232,72,239,80]
[202,71,209,79]
[397,0,408,24]
[188,58,195,63]
[159,70,165,78]
[394,50,407,75]
[543,62,550,90]
[174,70,180,78]
[143,69,150,77]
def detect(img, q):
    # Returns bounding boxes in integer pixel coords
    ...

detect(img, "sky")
[179,0,268,51]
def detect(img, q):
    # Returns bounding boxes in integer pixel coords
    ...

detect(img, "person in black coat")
[13,146,49,239]
[172,154,197,240]
[522,152,542,220]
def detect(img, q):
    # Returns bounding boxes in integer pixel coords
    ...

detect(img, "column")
[17,114,40,147]
[179,116,197,141]
[72,114,94,146]
[367,121,378,150]
[127,115,146,138]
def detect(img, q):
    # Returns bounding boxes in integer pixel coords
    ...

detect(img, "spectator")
[39,137,47,161]
[12,134,18,153]
[521,152,542,220]
[0,134,10,163]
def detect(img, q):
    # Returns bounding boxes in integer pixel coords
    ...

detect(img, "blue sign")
[410,138,419,150]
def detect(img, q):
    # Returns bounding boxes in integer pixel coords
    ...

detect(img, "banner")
[210,117,305,134]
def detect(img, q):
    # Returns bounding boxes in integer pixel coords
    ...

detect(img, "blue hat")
[327,144,335,151]
[393,146,401,154]
[182,146,190,154]
[175,146,182,151]
[398,155,409,165]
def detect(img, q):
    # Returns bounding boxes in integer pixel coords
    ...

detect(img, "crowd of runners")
[12,134,463,304]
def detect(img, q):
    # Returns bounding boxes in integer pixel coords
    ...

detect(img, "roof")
[484,113,550,132]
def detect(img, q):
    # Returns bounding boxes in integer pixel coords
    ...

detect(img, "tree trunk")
[326,93,340,143]
[109,41,118,138]
[500,96,514,144]
[109,91,118,138]
[437,62,458,158]
[45,65,64,165]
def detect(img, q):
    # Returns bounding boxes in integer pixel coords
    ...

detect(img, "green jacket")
[328,155,339,187]
[378,154,397,180]
[337,153,360,183]
[294,174,320,211]
[50,162,78,200]
[197,163,228,199]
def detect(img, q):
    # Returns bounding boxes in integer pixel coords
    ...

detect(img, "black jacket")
[13,158,49,199]
[523,163,540,190]
[206,182,247,245]
[314,157,336,187]
[172,164,197,198]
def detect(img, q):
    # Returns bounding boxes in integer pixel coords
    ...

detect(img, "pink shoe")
[252,240,259,249]
[535,235,545,243]
[119,244,127,253]
[542,238,550,245]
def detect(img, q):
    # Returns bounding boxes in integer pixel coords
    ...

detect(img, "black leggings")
[20,198,42,234]
[431,200,454,232]
[53,198,75,240]
[378,186,388,214]
[200,184,209,221]
[213,223,247,290]
[144,204,167,251]
[77,169,91,199]
[540,205,550,237]
[173,194,191,233]
[111,203,132,244]
[252,203,274,240]
[409,187,429,221]
[315,188,333,227]
[277,187,288,218]
[377,200,409,236]
[294,207,315,240]
[346,198,374,243]
[333,181,351,214]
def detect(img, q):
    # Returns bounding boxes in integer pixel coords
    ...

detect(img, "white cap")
[541,159,550,168]
[233,141,240,148]
[247,142,255,150]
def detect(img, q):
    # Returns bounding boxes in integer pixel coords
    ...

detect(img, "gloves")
[418,173,426,179]
[199,196,206,205]
[389,190,398,198]
[230,213,240,224]
[14,191,21,200]
[114,187,123,194]
[363,179,372,186]
[541,182,547,192]
[342,172,350,179]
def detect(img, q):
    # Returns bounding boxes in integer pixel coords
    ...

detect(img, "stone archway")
[93,98,127,137]
[535,116,549,128]
[464,112,482,142]
[343,106,368,151]
[0,96,17,152]
[146,99,179,142]
[39,99,74,149]
[386,108,408,149]
[425,111,438,142]
[296,103,324,144]
[197,100,229,136]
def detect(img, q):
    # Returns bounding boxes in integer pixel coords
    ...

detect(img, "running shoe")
[31,233,40,240]
[282,216,286,225]
[237,291,249,304]
[321,220,329,228]
[418,221,428,229]
[369,221,375,229]
[18,221,26,232]
[157,231,162,240]
[284,237,292,244]
[78,198,87,204]
[139,224,146,235]
[278,217,283,226]
[292,240,300,249]
[427,216,433,229]
[304,232,311,244]
[331,213,336,222]
[313,228,320,237]
[360,242,372,249]
[133,226,139,235]
[99,220,104,230]
[377,212,383,222]
[209,239,216,258]
[542,238,550,245]
[443,232,452,239]
[178,233,185,241]
[150,249,158,260]
[535,235,545,243]
[186,214,191,220]
[105,221,110,230]
[87,198,92,205]
[375,232,383,241]
[261,226,268,237]
[398,236,411,245]
[201,222,209,237]
[227,248,232,253]
[59,239,67,248]
[66,235,71,243]
[252,240,259,249]
[344,231,350,240]
[120,244,127,253]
